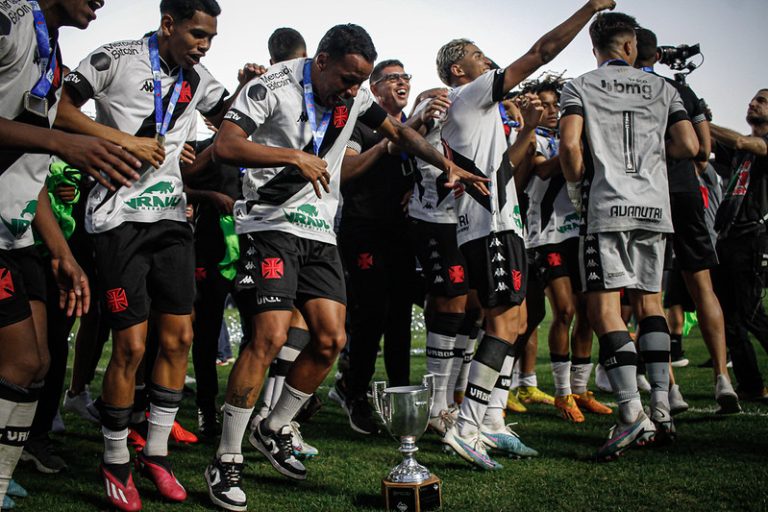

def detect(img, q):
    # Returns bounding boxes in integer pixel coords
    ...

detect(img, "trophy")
[372,374,442,512]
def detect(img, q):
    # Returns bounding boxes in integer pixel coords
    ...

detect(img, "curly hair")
[436,38,473,86]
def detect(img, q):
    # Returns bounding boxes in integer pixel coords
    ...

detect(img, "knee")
[246,331,288,363]
[553,302,576,326]
[311,331,346,366]
[161,326,194,358]
[113,338,146,368]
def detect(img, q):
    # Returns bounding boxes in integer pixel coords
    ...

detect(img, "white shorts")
[580,230,667,293]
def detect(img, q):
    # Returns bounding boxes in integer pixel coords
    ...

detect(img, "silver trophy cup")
[372,374,435,484]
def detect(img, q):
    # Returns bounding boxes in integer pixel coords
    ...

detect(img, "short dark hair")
[635,27,658,63]
[589,12,639,53]
[316,24,377,63]
[160,0,221,21]
[268,28,306,63]
[370,59,404,84]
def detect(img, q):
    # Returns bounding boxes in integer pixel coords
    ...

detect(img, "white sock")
[551,360,572,397]
[482,352,514,432]
[0,393,37,500]
[217,403,254,456]
[102,426,130,465]
[571,361,593,395]
[518,372,537,388]
[426,331,456,416]
[264,384,311,433]
[455,335,478,396]
[446,334,468,400]
[511,360,521,389]
[143,404,178,457]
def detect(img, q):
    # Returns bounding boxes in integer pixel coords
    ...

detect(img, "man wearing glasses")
[332,60,418,434]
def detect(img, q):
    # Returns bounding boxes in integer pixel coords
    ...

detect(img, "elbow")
[212,136,236,164]
[527,44,555,67]
[684,139,700,160]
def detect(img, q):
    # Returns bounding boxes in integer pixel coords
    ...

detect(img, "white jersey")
[0,1,62,250]
[560,62,688,234]
[441,69,523,246]
[408,99,457,224]
[525,132,580,248]
[64,37,228,234]
[225,57,387,245]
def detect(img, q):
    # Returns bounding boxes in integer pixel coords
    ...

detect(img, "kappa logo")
[491,253,506,263]
[489,237,502,248]
[105,288,129,314]
[434,275,444,284]
[239,275,255,286]
[432,263,442,271]
[496,282,509,292]
[261,258,284,280]
[511,269,522,291]
[429,251,439,259]
[547,252,563,267]
[140,79,154,93]
[297,111,309,123]
[357,253,373,270]
[0,267,15,301]
[245,261,256,271]
[448,265,465,284]
[428,238,438,247]
[494,268,507,277]
[586,259,599,268]
[587,272,600,281]
[332,105,349,128]
[585,247,597,255]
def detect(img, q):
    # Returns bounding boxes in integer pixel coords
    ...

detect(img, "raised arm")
[710,123,767,157]
[502,0,617,93]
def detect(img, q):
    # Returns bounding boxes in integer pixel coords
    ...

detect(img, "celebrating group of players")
[2,0,765,510]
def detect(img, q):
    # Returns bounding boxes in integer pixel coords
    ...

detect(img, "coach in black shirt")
[336,59,417,434]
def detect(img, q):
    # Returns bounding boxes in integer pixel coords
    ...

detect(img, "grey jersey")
[408,99,457,224]
[561,62,688,234]
[442,69,523,246]
[224,58,388,245]
[65,37,228,234]
[0,1,62,249]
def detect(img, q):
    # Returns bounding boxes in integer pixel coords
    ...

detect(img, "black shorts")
[0,246,47,328]
[409,218,468,298]
[533,237,582,290]
[461,231,527,309]
[93,220,195,331]
[663,266,695,311]
[235,230,346,316]
[670,188,718,272]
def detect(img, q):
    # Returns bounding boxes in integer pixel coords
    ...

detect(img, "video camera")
[657,43,703,85]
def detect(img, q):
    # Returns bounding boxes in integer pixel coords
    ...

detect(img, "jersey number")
[622,111,637,173]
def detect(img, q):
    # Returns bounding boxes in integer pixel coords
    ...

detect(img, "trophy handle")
[371,381,389,426]
[422,374,435,411]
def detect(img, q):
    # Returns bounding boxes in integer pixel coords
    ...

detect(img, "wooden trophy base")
[382,474,442,511]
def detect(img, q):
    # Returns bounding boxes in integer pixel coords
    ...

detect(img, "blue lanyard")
[498,103,520,129]
[148,33,184,143]
[535,127,559,158]
[28,1,57,100]
[600,58,629,67]
[641,66,654,73]
[302,59,332,155]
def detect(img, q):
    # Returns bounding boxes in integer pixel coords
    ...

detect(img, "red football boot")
[100,463,142,511]
[170,419,198,444]
[136,452,187,502]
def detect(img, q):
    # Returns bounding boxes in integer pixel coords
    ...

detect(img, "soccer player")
[56,0,240,509]
[435,0,618,470]
[204,24,486,511]
[0,0,142,506]
[633,27,740,414]
[524,78,612,422]
[559,12,699,461]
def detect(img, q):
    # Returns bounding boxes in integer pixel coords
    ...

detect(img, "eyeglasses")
[372,73,412,85]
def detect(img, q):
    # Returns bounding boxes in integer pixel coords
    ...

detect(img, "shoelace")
[274,430,297,462]
[220,460,244,487]
[290,422,305,448]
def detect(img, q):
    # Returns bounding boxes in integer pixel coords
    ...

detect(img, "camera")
[658,44,701,70]
[657,44,703,85]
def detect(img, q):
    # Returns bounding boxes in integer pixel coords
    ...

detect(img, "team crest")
[261,258,284,280]
[511,270,522,292]
[357,253,374,270]
[106,288,129,313]
[448,265,465,284]
[332,105,349,128]
[0,268,14,301]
